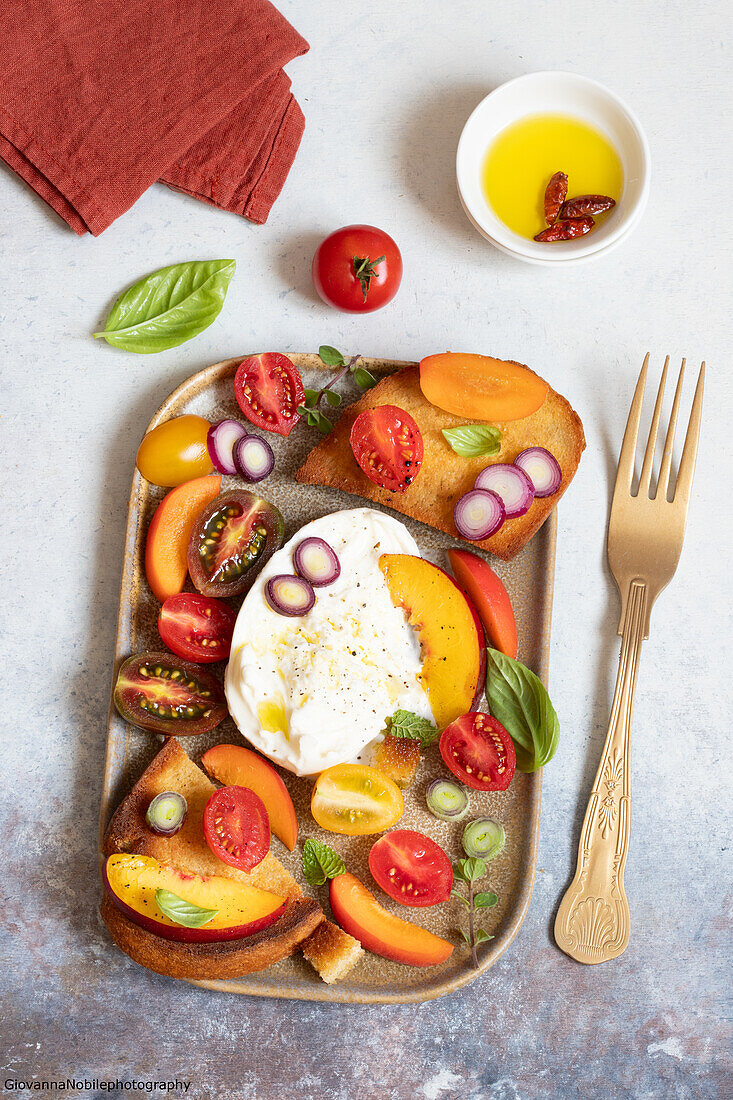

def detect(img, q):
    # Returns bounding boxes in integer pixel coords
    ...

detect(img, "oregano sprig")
[452,856,498,967]
[297,345,377,433]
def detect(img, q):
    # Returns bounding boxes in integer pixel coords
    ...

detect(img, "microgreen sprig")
[452,856,498,968]
[297,345,377,433]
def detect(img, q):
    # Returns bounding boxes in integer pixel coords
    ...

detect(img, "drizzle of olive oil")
[482,114,623,239]
[257,697,289,741]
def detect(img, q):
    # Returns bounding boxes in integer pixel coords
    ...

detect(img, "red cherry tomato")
[203,786,270,872]
[368,830,453,907]
[157,593,236,664]
[234,353,305,436]
[350,405,423,493]
[312,225,402,313]
[439,713,516,792]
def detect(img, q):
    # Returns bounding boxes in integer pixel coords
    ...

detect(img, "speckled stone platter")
[99,355,556,1003]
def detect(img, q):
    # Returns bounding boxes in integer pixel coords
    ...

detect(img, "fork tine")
[673,362,705,505]
[638,355,669,496]
[615,353,649,493]
[656,359,685,499]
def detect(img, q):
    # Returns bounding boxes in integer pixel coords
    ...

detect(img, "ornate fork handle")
[554,579,647,963]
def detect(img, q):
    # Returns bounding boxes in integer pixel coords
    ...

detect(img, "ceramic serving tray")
[98,354,556,1003]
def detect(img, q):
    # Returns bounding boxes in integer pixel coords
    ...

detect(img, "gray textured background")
[1,1,731,1097]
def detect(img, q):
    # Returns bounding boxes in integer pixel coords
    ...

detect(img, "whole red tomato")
[312,225,402,313]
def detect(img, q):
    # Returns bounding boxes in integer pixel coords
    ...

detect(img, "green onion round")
[426,779,469,821]
[146,791,187,836]
[462,818,505,860]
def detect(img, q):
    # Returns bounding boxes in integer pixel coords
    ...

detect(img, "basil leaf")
[319,345,345,367]
[302,838,346,886]
[353,366,377,390]
[94,259,236,353]
[474,891,499,909]
[486,648,560,772]
[325,389,342,408]
[155,889,218,928]
[386,710,439,747]
[474,928,494,943]
[454,857,486,883]
[441,425,502,458]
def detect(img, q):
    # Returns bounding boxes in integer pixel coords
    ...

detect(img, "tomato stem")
[352,255,385,303]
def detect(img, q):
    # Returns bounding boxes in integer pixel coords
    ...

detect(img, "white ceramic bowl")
[456,71,650,265]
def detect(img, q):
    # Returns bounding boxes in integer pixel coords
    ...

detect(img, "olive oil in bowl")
[482,114,623,240]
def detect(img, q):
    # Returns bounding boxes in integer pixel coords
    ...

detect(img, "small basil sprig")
[386,709,439,747]
[441,424,502,457]
[452,857,497,968]
[486,648,560,772]
[297,345,377,433]
[94,259,236,353]
[155,889,218,928]
[302,838,345,886]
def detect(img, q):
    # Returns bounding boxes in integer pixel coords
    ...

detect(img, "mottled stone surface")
[1,1,731,1097]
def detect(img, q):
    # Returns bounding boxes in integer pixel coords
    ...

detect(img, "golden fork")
[554,354,705,964]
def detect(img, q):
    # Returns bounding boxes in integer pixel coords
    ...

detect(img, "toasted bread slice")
[300,919,364,985]
[296,365,585,560]
[101,739,363,985]
[101,894,322,981]
[102,737,302,901]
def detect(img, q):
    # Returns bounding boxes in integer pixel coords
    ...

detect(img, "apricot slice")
[145,474,221,602]
[201,743,298,851]
[419,353,548,422]
[447,548,518,658]
[104,853,286,943]
[329,873,453,967]
[379,554,484,729]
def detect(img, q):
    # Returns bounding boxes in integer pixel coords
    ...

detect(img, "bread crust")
[100,894,323,980]
[295,365,585,560]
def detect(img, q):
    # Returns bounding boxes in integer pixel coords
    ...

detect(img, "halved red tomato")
[187,489,284,598]
[368,830,453,907]
[234,353,305,437]
[349,405,423,493]
[203,786,270,872]
[439,713,516,791]
[113,652,227,736]
[158,594,236,664]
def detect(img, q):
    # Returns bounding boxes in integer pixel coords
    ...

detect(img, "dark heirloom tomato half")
[158,593,237,663]
[349,404,423,493]
[439,713,516,792]
[234,353,305,437]
[368,830,453,907]
[187,489,284,598]
[113,652,227,736]
[203,786,270,872]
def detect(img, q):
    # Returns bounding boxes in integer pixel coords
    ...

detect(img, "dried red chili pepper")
[534,216,595,242]
[560,195,616,218]
[543,172,568,224]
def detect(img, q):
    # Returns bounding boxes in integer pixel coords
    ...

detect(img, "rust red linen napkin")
[0,0,308,234]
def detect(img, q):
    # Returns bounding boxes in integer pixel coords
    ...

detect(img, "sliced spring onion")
[265,574,315,616]
[474,463,534,518]
[513,447,562,497]
[293,536,341,587]
[145,791,187,836]
[454,488,505,541]
[426,778,469,822]
[462,817,506,861]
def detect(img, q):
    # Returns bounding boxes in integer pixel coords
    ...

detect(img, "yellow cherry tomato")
[311,764,404,836]
[136,415,213,487]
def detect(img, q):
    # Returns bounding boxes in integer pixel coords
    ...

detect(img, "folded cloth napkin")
[0,0,308,234]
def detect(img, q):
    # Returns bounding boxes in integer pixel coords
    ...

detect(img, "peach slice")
[447,548,518,658]
[104,853,286,943]
[145,475,221,602]
[419,352,548,422]
[201,744,298,851]
[329,873,453,967]
[379,554,485,729]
